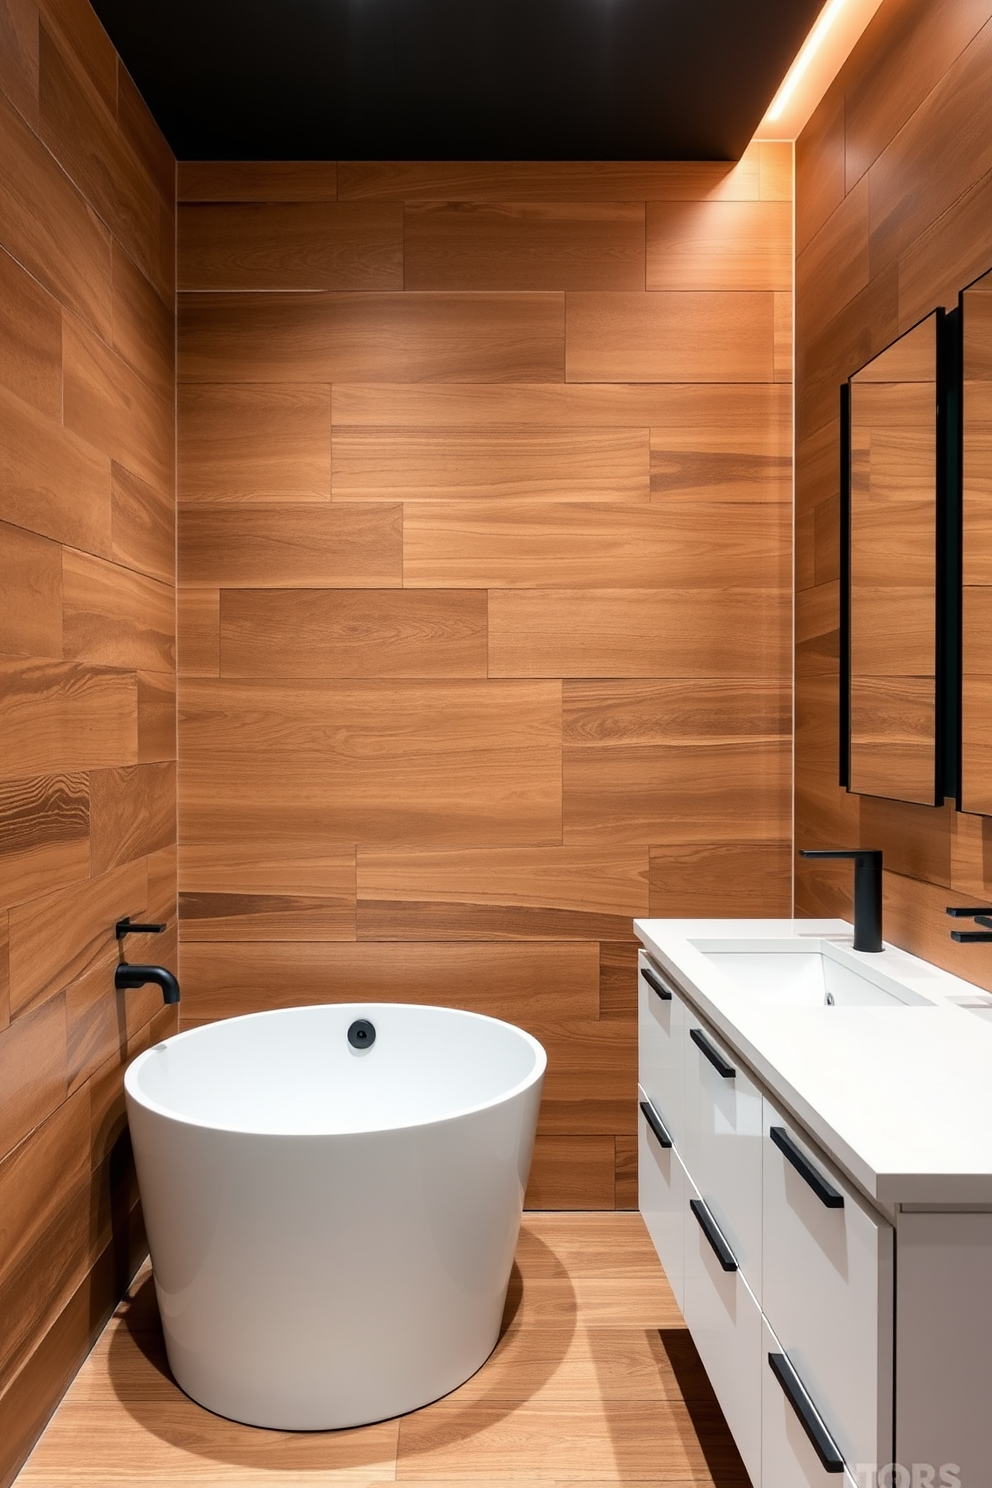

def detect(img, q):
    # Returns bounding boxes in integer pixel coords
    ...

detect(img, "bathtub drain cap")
[348,1018,376,1050]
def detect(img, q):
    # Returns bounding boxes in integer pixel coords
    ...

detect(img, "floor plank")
[14,1214,750,1488]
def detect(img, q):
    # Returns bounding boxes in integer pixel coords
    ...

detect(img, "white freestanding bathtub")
[124,1002,546,1430]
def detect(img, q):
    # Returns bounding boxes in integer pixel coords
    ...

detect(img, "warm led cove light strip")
[765,0,849,122]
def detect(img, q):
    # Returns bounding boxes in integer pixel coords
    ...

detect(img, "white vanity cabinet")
[636,945,895,1487]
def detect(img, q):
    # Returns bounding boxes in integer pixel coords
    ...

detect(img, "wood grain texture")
[0,660,137,779]
[404,201,646,291]
[646,200,792,291]
[0,9,175,1477]
[219,589,488,678]
[337,151,764,201]
[0,521,61,658]
[180,941,600,1026]
[357,845,647,941]
[179,201,403,291]
[62,549,174,672]
[177,159,339,202]
[136,672,176,765]
[0,384,111,555]
[110,464,174,589]
[332,425,650,502]
[7,858,148,1019]
[179,845,355,943]
[110,244,174,404]
[0,772,89,911]
[649,423,791,504]
[179,678,562,848]
[12,1215,747,1486]
[332,379,791,430]
[0,244,61,418]
[179,384,331,503]
[0,0,40,131]
[38,24,171,299]
[179,503,402,588]
[563,740,790,846]
[793,0,992,967]
[180,292,566,384]
[489,589,790,679]
[176,590,219,677]
[62,314,174,495]
[650,842,792,917]
[88,763,176,875]
[404,500,789,589]
[565,292,775,383]
[0,89,111,339]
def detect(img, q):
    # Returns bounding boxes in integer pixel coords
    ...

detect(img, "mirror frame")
[839,307,959,806]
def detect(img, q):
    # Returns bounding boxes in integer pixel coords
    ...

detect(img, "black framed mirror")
[840,308,956,806]
[960,268,992,814]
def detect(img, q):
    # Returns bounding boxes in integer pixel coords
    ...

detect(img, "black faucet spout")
[115,963,181,1005]
[798,849,883,953]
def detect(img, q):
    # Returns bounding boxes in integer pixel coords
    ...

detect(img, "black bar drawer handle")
[768,1352,845,1474]
[689,1026,736,1078]
[640,966,672,1001]
[770,1126,845,1209]
[689,1198,738,1271]
[640,1099,673,1149]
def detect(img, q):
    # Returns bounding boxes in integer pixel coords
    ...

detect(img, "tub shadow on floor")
[109,1231,575,1472]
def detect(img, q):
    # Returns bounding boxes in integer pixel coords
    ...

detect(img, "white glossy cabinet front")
[683,1006,763,1293]
[637,952,685,1147]
[682,1169,762,1487]
[761,1318,860,1488]
[762,1096,892,1476]
[637,1087,685,1311]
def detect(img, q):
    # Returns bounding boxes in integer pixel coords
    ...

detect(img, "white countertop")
[635,917,992,1207]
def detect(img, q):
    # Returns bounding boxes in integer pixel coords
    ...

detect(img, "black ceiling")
[91,0,822,163]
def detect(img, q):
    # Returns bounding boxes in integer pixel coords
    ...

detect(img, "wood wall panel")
[331,426,650,502]
[404,201,646,292]
[795,0,992,982]
[177,201,404,291]
[178,384,331,503]
[488,589,790,678]
[0,5,176,1481]
[0,521,61,658]
[219,589,488,678]
[179,291,566,384]
[177,156,792,1225]
[565,291,775,383]
[403,500,789,589]
[646,200,792,291]
[0,245,61,418]
[178,503,402,588]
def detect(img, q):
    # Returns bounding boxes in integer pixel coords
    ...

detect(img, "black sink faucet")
[114,916,181,1005]
[798,849,883,953]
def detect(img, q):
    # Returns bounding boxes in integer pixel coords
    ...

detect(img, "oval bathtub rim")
[124,1001,548,1139]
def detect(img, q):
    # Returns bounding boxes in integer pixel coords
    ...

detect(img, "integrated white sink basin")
[690,937,935,1008]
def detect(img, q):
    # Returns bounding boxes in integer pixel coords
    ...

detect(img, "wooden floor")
[14,1213,750,1487]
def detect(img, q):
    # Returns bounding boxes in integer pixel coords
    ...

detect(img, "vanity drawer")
[637,951,686,1148]
[682,1170,762,1488]
[638,1086,685,1312]
[761,1317,860,1488]
[762,1096,893,1476]
[682,1007,762,1292]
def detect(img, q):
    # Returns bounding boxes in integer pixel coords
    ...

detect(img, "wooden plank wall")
[0,1,176,1482]
[795,0,992,982]
[176,146,794,1208]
